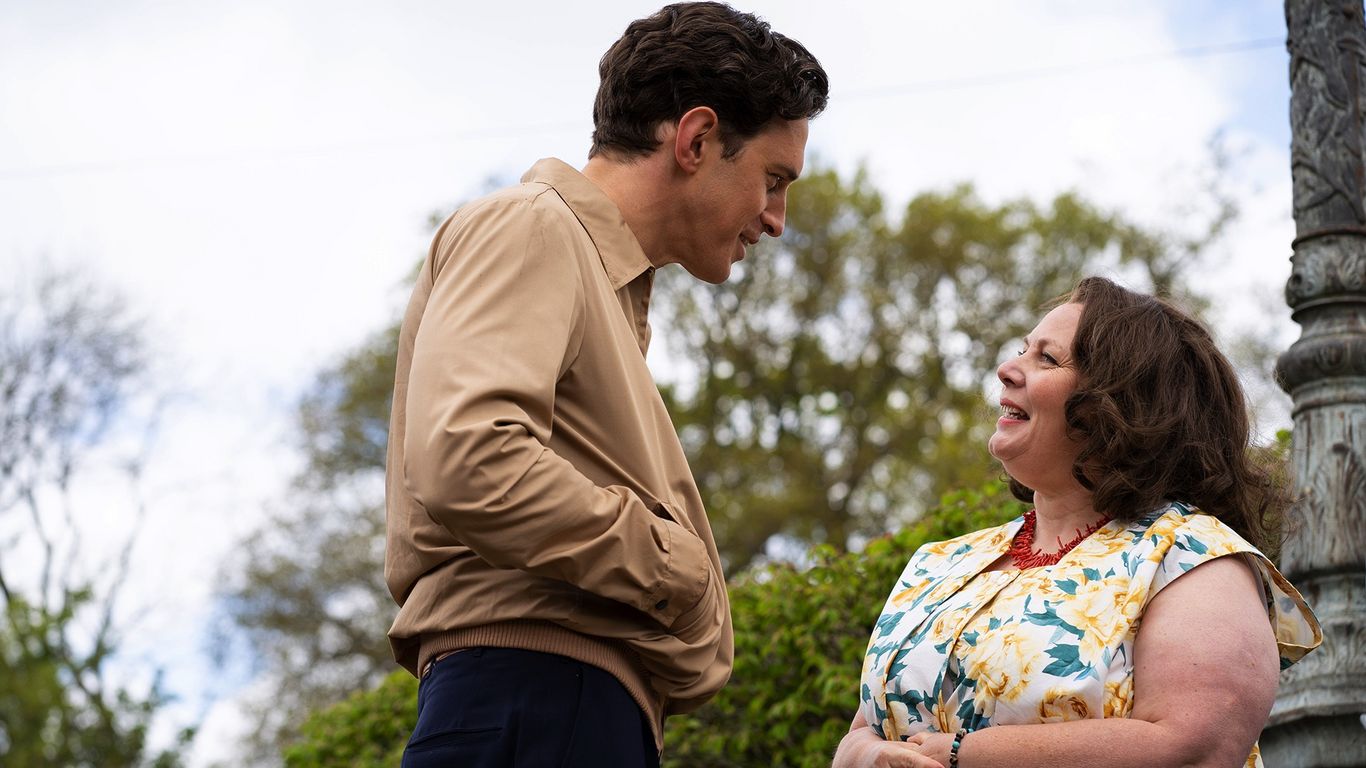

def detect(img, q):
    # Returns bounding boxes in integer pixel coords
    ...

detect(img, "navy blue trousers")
[401,647,661,768]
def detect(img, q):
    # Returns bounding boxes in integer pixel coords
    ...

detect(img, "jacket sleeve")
[402,193,711,632]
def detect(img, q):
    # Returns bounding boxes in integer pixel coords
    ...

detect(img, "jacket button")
[655,599,669,612]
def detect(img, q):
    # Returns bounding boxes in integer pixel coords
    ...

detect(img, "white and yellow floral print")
[859,502,1322,768]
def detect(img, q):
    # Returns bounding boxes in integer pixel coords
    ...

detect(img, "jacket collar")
[522,158,654,291]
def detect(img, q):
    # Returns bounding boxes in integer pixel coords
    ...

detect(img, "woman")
[834,277,1321,768]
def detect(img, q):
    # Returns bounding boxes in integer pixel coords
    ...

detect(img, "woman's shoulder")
[909,518,1021,569]
[1121,500,1259,558]
[1127,501,1323,667]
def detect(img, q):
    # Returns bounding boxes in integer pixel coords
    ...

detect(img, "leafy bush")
[282,481,1022,768]
[282,670,415,768]
[662,481,1021,768]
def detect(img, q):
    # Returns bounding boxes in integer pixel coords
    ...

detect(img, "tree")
[654,166,1229,568]
[224,163,1249,759]
[0,270,186,767]
[215,326,398,764]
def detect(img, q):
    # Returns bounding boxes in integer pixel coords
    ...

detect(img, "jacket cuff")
[642,515,712,629]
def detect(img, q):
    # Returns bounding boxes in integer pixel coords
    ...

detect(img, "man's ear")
[673,106,719,174]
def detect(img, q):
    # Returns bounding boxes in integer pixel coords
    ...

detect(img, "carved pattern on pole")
[1281,439,1366,575]
[1265,1,1366,765]
[1288,0,1366,235]
[1285,238,1366,301]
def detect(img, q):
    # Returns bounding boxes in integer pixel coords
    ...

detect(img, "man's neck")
[581,153,677,270]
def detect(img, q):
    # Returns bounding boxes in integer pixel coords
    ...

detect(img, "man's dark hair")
[1007,277,1283,553]
[590,1,828,159]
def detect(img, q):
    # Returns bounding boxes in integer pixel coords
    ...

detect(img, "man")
[385,3,828,766]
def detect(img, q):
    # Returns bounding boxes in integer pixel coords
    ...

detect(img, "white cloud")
[181,675,273,768]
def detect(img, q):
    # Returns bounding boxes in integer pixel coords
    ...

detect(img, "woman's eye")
[1042,353,1058,365]
[1016,348,1026,357]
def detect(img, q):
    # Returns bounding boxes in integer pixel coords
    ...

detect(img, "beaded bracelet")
[948,727,969,768]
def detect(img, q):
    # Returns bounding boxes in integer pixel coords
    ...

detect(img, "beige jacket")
[385,158,732,744]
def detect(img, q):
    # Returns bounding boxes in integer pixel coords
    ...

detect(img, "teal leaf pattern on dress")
[1023,602,1084,638]
[1041,644,1088,678]
[857,502,1320,767]
[1178,534,1209,555]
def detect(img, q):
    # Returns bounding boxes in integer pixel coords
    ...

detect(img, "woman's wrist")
[948,727,969,768]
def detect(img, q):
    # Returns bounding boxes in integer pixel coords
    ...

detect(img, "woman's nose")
[997,357,1022,387]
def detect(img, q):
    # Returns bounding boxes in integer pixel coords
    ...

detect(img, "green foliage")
[296,324,398,485]
[281,670,416,768]
[0,270,186,767]
[281,481,1024,768]
[656,166,1218,569]
[661,480,1023,768]
[0,590,189,768]
[216,325,399,762]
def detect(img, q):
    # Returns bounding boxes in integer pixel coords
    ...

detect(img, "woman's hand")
[832,712,945,768]
[903,731,953,765]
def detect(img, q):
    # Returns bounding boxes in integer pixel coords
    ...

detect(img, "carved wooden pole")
[1262,1,1366,764]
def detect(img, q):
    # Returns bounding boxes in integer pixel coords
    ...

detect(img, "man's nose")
[761,198,786,238]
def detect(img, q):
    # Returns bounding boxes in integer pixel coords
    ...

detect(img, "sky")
[0,0,1302,763]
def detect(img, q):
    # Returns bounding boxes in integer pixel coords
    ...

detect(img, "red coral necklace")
[1008,509,1109,568]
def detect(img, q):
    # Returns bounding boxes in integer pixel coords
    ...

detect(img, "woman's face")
[989,302,1085,494]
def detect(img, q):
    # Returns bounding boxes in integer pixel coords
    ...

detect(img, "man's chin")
[680,260,732,285]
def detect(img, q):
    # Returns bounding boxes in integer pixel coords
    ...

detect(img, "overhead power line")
[0,36,1285,181]
[843,37,1284,99]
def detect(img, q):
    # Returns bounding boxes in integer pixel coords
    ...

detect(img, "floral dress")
[859,502,1322,768]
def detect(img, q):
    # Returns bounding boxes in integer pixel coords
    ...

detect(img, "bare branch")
[21,485,55,614]
[0,265,176,765]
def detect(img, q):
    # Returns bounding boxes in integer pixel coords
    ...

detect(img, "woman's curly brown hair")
[1008,276,1283,552]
